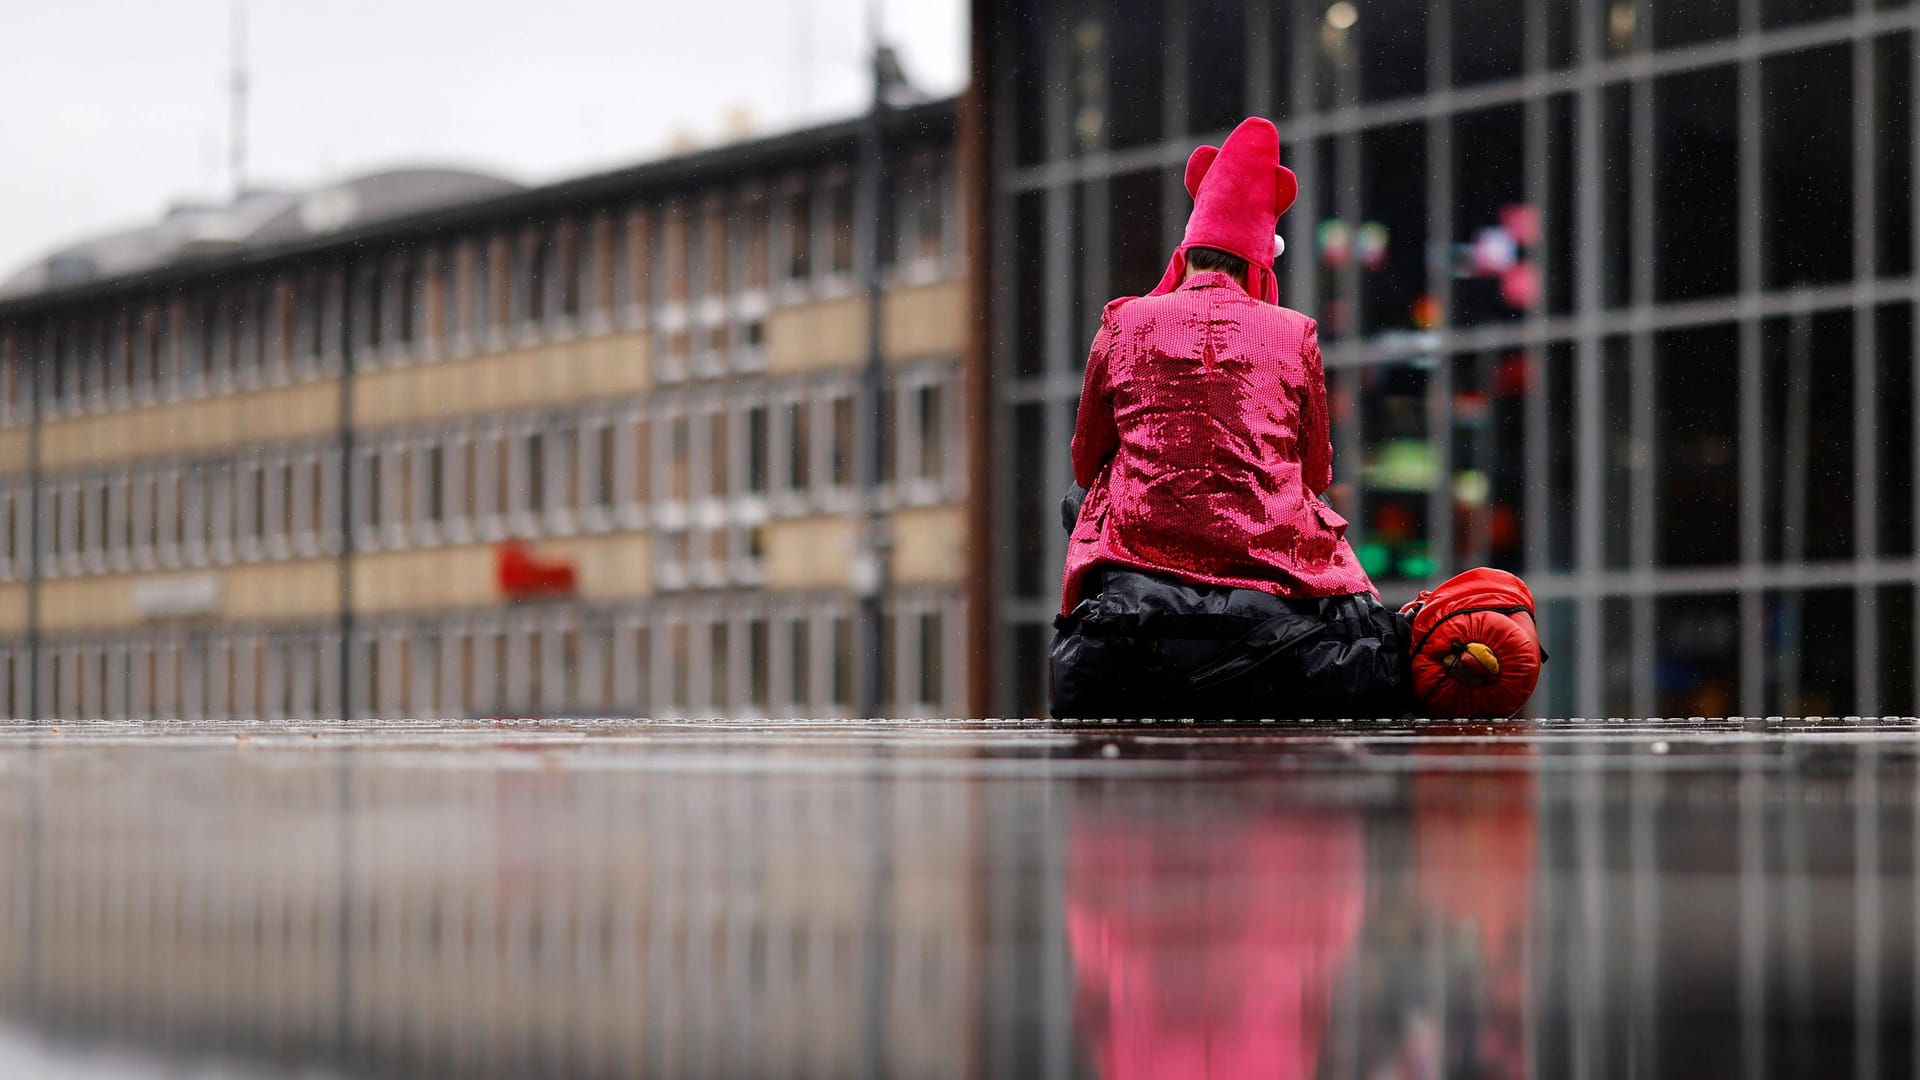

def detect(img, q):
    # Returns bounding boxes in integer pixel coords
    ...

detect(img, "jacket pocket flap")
[1309,496,1349,533]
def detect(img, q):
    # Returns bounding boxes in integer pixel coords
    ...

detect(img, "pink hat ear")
[1184,146,1220,199]
[1275,165,1299,218]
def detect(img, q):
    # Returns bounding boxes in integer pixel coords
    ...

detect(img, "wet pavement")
[0,717,1918,1078]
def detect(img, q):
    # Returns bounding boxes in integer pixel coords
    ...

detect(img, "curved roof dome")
[0,166,522,300]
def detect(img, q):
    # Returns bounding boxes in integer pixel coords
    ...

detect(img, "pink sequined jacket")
[1061,271,1376,615]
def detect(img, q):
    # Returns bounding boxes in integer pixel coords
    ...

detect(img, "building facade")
[0,103,970,721]
[976,0,1920,717]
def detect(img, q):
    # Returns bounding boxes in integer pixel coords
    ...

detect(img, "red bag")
[1400,568,1544,719]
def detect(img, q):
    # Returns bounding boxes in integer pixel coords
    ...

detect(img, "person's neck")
[1182,269,1247,291]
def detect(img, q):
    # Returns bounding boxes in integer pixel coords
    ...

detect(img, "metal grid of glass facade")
[985,0,1920,717]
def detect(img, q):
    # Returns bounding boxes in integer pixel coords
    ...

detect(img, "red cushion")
[1405,569,1543,718]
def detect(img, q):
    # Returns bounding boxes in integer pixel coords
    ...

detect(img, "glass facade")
[987,0,1920,717]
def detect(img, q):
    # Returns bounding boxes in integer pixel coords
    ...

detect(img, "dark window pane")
[1540,598,1578,714]
[1880,586,1915,714]
[1454,0,1523,85]
[1657,593,1740,716]
[1185,0,1246,134]
[1069,183,1090,347]
[1878,304,1914,558]
[1765,588,1854,714]
[1311,134,1345,339]
[1449,354,1492,567]
[1602,0,1639,57]
[918,611,943,707]
[1547,2,1575,68]
[1109,170,1164,300]
[1602,83,1635,308]
[1357,0,1428,102]
[1489,351,1527,572]
[789,617,810,706]
[1655,64,1739,301]
[1877,33,1913,278]
[1763,0,1852,29]
[1655,325,1739,566]
[1762,311,1854,562]
[1452,105,1526,327]
[1071,15,1104,155]
[1763,46,1854,288]
[1602,336,1633,571]
[1313,14,1344,111]
[1267,1,1294,120]
[1655,1,1736,48]
[1467,349,1528,572]
[1108,0,1164,148]
[1011,4,1048,167]
[1353,362,1433,584]
[1544,343,1577,573]
[1603,595,1634,713]
[1012,402,1046,599]
[747,406,770,496]
[1546,95,1576,315]
[1359,123,1428,335]
[1014,622,1048,718]
[1013,193,1047,378]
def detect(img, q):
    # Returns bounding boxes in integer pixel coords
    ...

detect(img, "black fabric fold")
[1049,567,1415,721]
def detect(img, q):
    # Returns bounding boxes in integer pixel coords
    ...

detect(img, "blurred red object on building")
[1493,352,1532,397]
[1411,293,1442,328]
[1500,203,1541,247]
[1500,261,1540,310]
[496,541,577,597]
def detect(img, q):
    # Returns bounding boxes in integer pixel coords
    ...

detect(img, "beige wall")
[350,534,652,614]
[767,296,865,374]
[883,280,966,361]
[36,560,338,633]
[40,380,342,470]
[764,516,856,589]
[353,332,651,428]
[19,505,955,631]
[0,428,29,477]
[24,330,655,474]
[0,584,26,635]
[764,505,965,591]
[891,505,967,586]
[767,280,965,374]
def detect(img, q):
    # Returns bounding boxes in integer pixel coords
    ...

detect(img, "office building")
[0,102,969,720]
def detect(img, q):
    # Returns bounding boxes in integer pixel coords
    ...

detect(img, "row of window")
[11,441,337,581]
[0,153,956,423]
[12,590,961,721]
[6,364,958,583]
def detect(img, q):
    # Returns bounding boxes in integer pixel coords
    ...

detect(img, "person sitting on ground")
[1049,116,1412,720]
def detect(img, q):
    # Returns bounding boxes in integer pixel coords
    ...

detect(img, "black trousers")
[1049,568,1415,720]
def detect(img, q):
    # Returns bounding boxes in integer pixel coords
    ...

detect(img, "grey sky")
[0,0,967,278]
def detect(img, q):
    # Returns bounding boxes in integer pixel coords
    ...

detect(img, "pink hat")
[1146,117,1299,305]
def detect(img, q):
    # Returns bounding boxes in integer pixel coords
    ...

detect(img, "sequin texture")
[1061,272,1376,615]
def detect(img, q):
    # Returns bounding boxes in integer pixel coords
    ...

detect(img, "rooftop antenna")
[229,0,248,197]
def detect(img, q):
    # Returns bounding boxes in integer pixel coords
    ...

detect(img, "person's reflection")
[1064,737,1541,1080]
[1065,781,1366,1080]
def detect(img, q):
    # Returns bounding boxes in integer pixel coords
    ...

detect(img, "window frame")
[615,402,650,531]
[578,407,618,534]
